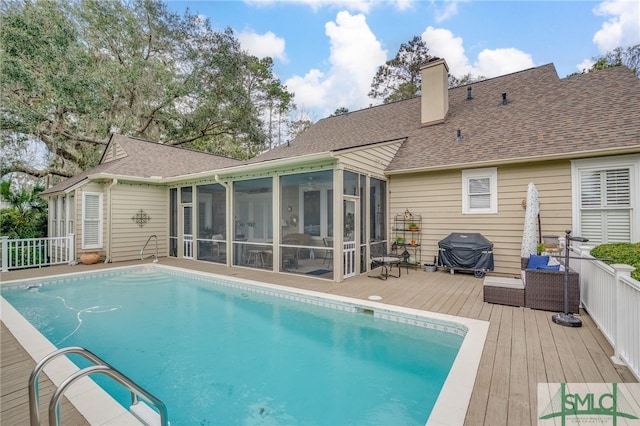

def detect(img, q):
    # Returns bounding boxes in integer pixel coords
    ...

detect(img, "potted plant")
[408,222,419,231]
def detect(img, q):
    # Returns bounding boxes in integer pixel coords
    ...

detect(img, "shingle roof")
[41,134,242,195]
[42,63,639,196]
[254,63,640,171]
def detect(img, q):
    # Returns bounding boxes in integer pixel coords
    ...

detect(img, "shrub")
[590,243,640,281]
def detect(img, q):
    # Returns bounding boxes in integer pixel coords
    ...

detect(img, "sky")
[165,0,640,121]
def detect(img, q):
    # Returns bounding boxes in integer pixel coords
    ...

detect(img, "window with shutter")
[462,168,498,214]
[574,155,638,245]
[82,192,103,249]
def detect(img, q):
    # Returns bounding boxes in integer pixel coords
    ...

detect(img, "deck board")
[0,323,89,426]
[1,258,637,425]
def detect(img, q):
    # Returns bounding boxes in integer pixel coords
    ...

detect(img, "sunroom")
[169,159,388,282]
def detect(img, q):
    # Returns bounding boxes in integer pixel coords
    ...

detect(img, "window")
[462,168,498,214]
[82,192,103,249]
[573,155,638,245]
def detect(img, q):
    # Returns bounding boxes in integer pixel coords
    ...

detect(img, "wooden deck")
[1,258,637,425]
[1,322,89,425]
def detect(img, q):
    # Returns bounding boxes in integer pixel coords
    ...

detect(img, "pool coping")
[1,264,489,426]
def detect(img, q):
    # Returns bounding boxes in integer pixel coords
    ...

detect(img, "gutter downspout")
[104,178,118,263]
[214,175,231,266]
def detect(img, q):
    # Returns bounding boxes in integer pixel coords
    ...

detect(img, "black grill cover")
[438,233,494,271]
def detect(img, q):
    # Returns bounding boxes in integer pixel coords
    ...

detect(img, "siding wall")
[102,141,127,163]
[337,141,403,177]
[109,183,167,262]
[389,160,572,276]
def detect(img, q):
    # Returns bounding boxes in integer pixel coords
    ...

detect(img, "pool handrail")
[141,235,159,263]
[29,346,168,426]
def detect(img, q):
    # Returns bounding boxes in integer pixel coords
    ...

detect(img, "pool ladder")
[141,235,159,262]
[29,346,169,426]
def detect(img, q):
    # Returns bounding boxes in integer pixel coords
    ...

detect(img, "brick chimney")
[420,58,449,126]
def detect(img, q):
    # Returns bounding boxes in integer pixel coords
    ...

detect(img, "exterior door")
[183,205,193,259]
[343,199,357,278]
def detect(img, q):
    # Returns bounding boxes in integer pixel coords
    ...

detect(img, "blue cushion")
[527,255,549,269]
[537,264,561,271]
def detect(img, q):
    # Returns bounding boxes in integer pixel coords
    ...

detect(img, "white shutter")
[605,210,631,243]
[82,192,103,249]
[605,169,630,207]
[581,211,603,245]
[580,171,601,208]
[579,168,631,244]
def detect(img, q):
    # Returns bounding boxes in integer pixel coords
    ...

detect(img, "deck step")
[130,401,168,426]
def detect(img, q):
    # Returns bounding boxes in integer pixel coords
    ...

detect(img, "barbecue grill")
[437,232,494,278]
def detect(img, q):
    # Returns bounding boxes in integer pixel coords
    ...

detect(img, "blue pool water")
[2,267,464,425]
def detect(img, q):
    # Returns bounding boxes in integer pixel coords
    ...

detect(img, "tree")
[570,45,640,77]
[448,73,486,88]
[0,180,48,238]
[331,107,349,116]
[1,0,291,185]
[368,36,433,104]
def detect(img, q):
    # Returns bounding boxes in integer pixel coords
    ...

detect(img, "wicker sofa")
[520,257,580,313]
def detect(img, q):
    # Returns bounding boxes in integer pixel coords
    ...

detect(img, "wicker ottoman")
[483,276,525,307]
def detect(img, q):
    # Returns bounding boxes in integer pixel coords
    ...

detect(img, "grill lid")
[438,233,493,250]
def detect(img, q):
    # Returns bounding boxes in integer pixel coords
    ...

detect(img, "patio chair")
[282,238,300,270]
[368,241,401,280]
[521,257,580,313]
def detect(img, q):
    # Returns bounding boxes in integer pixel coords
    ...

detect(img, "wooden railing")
[1,235,75,272]
[573,246,639,380]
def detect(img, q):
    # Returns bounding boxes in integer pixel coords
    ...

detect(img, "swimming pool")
[1,265,488,425]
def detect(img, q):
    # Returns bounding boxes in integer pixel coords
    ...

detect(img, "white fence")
[1,235,75,272]
[574,246,640,381]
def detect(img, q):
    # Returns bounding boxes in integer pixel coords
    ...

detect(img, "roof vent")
[456,129,462,141]
[467,87,473,100]
[502,92,508,105]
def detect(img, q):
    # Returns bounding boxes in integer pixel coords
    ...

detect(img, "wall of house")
[388,160,572,276]
[109,183,167,262]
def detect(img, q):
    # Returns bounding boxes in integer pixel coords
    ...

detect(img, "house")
[41,59,640,281]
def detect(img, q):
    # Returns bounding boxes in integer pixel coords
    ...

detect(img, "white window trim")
[82,191,103,249]
[462,167,498,214]
[571,154,639,243]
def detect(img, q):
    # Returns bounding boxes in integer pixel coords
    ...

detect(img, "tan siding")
[389,160,572,275]
[102,141,127,163]
[109,184,167,262]
[337,141,403,177]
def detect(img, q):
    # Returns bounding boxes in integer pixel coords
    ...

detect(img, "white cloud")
[433,0,462,23]
[577,58,596,73]
[237,30,287,62]
[285,11,386,117]
[422,26,534,79]
[592,0,640,52]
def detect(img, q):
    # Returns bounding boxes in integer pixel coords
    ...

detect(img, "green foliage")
[368,35,433,104]
[331,107,349,116]
[0,181,48,238]
[568,45,639,78]
[368,35,485,104]
[1,0,295,179]
[590,243,640,281]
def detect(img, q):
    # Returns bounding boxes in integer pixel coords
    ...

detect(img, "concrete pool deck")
[1,257,637,425]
